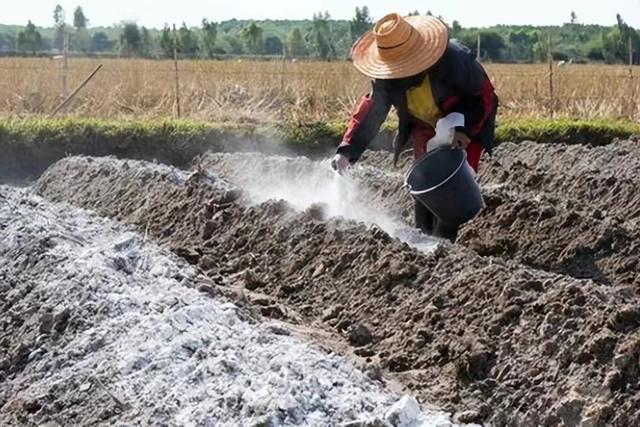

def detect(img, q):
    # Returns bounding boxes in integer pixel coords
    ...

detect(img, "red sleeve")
[341,96,374,144]
[472,79,496,134]
[336,80,392,163]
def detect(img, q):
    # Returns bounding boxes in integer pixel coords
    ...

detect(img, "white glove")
[428,112,466,151]
[331,154,350,174]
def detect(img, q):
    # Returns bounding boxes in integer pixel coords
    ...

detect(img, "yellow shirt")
[406,75,442,127]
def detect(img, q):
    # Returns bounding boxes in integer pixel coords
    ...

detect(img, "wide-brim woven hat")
[351,13,449,79]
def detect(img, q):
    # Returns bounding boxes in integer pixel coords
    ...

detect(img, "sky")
[3,0,639,28]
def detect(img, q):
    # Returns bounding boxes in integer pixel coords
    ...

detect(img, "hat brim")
[351,15,449,79]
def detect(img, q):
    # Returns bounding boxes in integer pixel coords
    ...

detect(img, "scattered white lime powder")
[0,186,456,426]
[202,153,440,253]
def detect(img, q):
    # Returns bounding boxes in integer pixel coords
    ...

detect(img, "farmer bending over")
[332,13,498,242]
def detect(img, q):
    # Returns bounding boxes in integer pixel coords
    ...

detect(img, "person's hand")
[331,154,350,174]
[451,131,471,149]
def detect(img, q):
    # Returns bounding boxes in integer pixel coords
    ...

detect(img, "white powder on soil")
[0,186,457,426]
[202,154,440,253]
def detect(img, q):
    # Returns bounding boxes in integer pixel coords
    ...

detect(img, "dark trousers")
[414,200,459,243]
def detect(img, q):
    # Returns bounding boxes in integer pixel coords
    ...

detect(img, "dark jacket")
[337,40,498,163]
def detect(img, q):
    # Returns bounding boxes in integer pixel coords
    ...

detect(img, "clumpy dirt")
[1,186,459,427]
[200,146,640,289]
[34,155,640,425]
[461,140,640,287]
[196,152,433,252]
[356,140,640,230]
[457,186,640,287]
[479,139,640,228]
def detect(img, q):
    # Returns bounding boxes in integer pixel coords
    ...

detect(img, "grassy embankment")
[1,117,638,180]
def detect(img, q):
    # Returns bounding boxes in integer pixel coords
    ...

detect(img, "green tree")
[593,15,640,64]
[72,30,90,52]
[178,23,198,55]
[585,37,605,61]
[72,6,89,52]
[0,33,17,51]
[200,19,218,58]
[570,11,577,25]
[407,10,420,16]
[243,22,264,54]
[17,21,43,54]
[221,34,244,54]
[53,4,66,50]
[89,32,114,52]
[601,31,620,63]
[264,35,284,55]
[159,25,174,58]
[288,27,306,57]
[350,6,372,43]
[134,18,633,64]
[120,23,142,57]
[451,20,462,38]
[508,30,534,61]
[140,26,154,57]
[309,12,335,59]
[73,6,88,29]
[532,38,547,62]
[616,14,639,63]
[478,31,506,60]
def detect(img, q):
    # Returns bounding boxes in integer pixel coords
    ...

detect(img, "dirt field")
[0,185,453,426]
[2,137,640,426]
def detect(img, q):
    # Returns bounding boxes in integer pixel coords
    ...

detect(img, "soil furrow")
[202,148,640,288]
[479,139,640,228]
[34,155,640,426]
[2,186,444,426]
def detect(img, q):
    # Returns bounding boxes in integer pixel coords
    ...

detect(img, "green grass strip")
[1,116,637,180]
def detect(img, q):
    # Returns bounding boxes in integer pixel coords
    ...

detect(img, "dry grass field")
[1,57,638,122]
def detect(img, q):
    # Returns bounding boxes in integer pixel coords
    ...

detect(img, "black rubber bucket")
[405,147,483,227]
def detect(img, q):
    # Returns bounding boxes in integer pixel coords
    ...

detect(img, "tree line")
[0,5,637,64]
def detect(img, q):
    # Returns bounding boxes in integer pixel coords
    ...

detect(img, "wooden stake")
[629,36,635,118]
[629,36,634,78]
[62,33,69,99]
[172,24,181,119]
[280,44,287,92]
[547,33,554,118]
[49,64,102,117]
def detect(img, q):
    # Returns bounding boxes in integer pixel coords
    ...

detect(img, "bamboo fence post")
[547,33,555,118]
[280,45,287,93]
[172,24,181,119]
[62,33,69,99]
[629,36,635,118]
[49,64,102,117]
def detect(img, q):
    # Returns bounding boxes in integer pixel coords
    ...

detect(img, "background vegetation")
[0,5,638,64]
[1,4,638,168]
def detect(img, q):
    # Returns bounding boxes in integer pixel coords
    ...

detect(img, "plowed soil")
[32,145,640,426]
[2,186,442,426]
[201,146,640,288]
[479,139,640,226]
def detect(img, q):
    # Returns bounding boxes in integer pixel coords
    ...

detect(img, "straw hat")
[351,13,449,79]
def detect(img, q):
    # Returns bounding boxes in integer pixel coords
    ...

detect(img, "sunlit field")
[2,57,638,122]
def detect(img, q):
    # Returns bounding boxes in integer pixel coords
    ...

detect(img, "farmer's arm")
[448,43,496,138]
[336,80,392,163]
